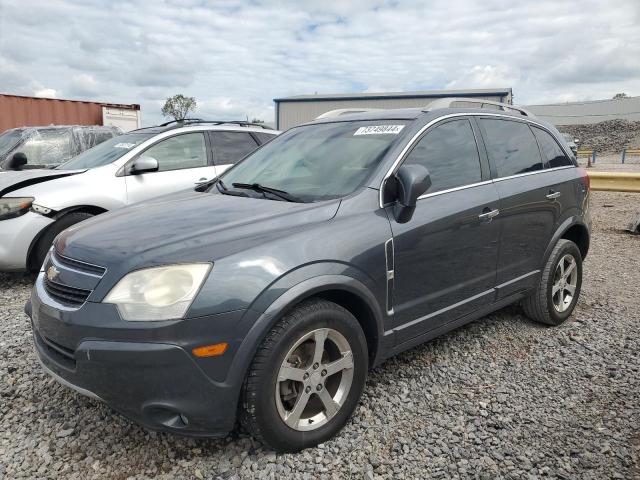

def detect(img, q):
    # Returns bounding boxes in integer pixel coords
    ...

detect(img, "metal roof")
[274,88,513,103]
[0,93,140,110]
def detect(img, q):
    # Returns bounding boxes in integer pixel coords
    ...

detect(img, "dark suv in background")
[27,98,590,452]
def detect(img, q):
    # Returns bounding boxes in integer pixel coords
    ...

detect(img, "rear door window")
[211,131,259,166]
[402,119,482,194]
[479,119,544,177]
[532,127,573,168]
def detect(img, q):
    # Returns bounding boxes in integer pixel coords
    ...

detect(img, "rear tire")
[240,299,368,452]
[522,239,582,326]
[30,212,94,271]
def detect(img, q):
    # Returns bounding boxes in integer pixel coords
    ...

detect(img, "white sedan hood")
[0,169,85,197]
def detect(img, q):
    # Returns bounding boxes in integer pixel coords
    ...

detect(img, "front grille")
[43,277,92,307]
[53,251,106,276]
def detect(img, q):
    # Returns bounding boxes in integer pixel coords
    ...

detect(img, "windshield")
[57,132,152,170]
[0,129,24,159]
[217,120,409,202]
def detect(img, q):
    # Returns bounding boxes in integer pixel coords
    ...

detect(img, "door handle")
[546,191,561,200]
[478,208,500,222]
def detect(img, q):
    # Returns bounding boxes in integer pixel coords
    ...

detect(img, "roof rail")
[316,108,381,119]
[424,97,535,117]
[158,118,274,129]
[159,118,205,127]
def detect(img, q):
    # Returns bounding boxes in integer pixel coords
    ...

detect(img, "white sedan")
[0,120,278,271]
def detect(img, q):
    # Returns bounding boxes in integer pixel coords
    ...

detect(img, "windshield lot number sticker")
[114,142,137,149]
[354,125,405,135]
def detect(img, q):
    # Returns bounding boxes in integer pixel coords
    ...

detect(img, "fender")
[543,215,590,265]
[222,273,386,400]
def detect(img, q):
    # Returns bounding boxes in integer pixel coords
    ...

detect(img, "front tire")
[240,299,368,452]
[522,239,583,326]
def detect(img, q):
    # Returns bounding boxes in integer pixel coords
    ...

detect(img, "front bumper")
[0,211,54,270]
[27,274,247,437]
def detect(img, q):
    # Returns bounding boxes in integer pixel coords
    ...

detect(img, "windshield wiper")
[231,183,303,202]
[214,179,249,197]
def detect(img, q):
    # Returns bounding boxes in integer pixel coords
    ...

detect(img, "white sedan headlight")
[104,263,212,321]
[0,197,33,220]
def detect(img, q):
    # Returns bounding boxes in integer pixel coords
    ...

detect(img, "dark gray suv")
[26,98,591,452]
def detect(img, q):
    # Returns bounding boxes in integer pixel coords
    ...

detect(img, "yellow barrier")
[577,149,595,157]
[577,149,596,167]
[587,171,640,193]
[621,148,640,164]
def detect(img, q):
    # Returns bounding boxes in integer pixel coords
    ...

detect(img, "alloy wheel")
[275,328,354,431]
[552,253,578,313]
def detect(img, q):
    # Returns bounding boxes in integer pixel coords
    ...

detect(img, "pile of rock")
[558,119,640,154]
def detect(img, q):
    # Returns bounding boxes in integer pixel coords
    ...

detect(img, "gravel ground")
[1,191,639,479]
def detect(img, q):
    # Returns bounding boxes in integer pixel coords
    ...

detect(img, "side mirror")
[5,152,28,171]
[392,164,432,223]
[130,156,159,174]
[574,138,580,145]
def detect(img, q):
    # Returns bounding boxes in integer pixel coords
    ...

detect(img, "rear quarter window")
[479,119,544,177]
[532,127,573,168]
[252,132,278,145]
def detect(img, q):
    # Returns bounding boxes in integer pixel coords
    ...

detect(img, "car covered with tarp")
[0,125,121,170]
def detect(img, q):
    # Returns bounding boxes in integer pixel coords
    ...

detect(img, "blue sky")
[1,0,638,126]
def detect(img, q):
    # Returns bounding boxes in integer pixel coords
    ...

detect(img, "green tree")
[161,94,197,121]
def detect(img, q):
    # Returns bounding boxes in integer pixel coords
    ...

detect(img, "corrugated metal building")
[525,96,640,125]
[0,94,142,133]
[274,88,513,130]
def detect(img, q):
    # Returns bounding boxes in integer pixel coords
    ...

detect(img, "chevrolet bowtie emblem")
[46,265,60,282]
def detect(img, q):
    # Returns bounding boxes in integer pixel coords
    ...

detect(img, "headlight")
[0,197,34,220]
[104,263,212,321]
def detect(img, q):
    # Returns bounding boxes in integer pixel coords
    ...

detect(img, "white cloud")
[0,0,638,125]
[68,73,99,97]
[33,88,58,98]
[446,65,520,90]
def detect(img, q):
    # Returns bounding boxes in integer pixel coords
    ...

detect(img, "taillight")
[578,167,590,191]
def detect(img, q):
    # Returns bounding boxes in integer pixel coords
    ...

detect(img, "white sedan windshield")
[57,133,152,170]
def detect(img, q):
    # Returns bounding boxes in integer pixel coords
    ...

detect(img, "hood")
[0,169,85,197]
[56,190,340,268]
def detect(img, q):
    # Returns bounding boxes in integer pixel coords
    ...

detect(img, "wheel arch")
[542,217,590,270]
[26,204,109,270]
[560,223,589,260]
[54,204,109,217]
[226,274,386,406]
[313,288,380,366]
